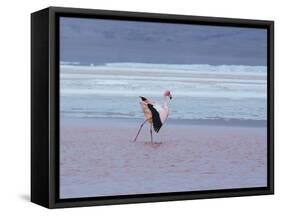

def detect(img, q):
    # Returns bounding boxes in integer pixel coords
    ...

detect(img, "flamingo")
[133,90,172,144]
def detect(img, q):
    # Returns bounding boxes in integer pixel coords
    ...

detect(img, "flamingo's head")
[164,90,172,100]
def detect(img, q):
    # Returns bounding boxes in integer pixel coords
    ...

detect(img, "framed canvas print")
[31,7,274,208]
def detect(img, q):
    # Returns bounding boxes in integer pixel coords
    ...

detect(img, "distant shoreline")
[60,116,266,128]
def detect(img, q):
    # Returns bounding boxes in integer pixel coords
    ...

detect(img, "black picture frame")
[31,6,274,208]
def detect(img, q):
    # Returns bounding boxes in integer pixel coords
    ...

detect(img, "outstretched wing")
[147,103,163,133]
[139,96,152,121]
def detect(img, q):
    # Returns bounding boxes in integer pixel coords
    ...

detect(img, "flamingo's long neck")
[163,96,169,107]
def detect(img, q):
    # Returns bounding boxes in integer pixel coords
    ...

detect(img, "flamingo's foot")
[153,141,163,145]
[144,141,163,145]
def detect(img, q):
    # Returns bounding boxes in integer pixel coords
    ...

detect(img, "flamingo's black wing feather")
[139,96,148,101]
[147,104,162,133]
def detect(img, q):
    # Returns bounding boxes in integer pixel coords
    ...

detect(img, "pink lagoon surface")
[59,118,267,198]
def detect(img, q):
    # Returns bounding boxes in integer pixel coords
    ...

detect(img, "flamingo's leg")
[150,123,153,144]
[133,119,148,142]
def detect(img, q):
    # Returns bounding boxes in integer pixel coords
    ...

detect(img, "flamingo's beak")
[169,95,172,100]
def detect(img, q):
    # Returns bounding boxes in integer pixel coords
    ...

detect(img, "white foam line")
[60,74,266,84]
[60,65,267,76]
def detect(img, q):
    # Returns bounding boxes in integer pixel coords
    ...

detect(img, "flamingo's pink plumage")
[133,90,172,143]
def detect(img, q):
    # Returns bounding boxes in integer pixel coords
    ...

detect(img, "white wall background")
[0,0,279,214]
